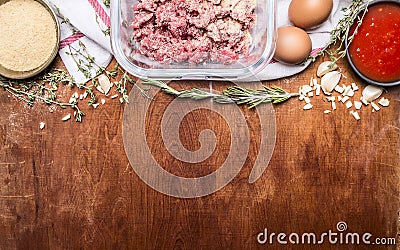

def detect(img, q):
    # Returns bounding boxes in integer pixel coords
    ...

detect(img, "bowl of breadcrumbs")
[0,0,59,79]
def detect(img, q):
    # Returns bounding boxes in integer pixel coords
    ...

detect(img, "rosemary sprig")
[223,86,298,108]
[310,0,370,65]
[141,80,298,108]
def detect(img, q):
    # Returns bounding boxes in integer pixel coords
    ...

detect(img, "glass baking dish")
[110,0,276,80]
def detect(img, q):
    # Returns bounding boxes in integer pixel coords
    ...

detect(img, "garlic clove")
[97,74,113,95]
[350,111,361,121]
[321,71,341,93]
[331,101,337,110]
[62,114,71,121]
[334,85,344,94]
[354,101,362,110]
[345,101,352,109]
[351,82,359,91]
[362,85,384,103]
[371,102,380,111]
[303,103,313,110]
[317,61,338,77]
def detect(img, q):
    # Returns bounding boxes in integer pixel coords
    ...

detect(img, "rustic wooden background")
[0,56,399,249]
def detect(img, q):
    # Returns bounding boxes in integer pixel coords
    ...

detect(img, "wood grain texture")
[0,56,399,249]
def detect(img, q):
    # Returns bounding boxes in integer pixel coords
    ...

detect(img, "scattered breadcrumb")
[324,110,331,114]
[39,122,45,130]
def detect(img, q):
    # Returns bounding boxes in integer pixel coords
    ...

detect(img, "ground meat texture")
[133,21,155,41]
[130,0,256,64]
[133,2,157,11]
[131,11,153,29]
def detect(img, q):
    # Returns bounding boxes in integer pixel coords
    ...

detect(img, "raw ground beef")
[130,0,256,64]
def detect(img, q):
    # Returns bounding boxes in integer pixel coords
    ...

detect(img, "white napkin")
[50,0,352,82]
[48,0,113,84]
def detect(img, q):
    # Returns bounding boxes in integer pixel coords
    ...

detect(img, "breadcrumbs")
[0,0,57,72]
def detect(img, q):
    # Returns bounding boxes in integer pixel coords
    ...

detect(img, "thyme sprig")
[103,0,110,8]
[0,69,85,122]
[310,0,370,65]
[110,63,152,103]
[140,79,298,108]
[65,41,104,79]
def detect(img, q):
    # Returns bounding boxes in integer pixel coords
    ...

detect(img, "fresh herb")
[111,63,152,103]
[140,79,298,108]
[103,0,110,8]
[0,69,85,122]
[95,14,111,36]
[54,6,79,35]
[310,0,370,65]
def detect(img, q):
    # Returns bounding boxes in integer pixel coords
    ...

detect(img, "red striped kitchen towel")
[48,0,113,84]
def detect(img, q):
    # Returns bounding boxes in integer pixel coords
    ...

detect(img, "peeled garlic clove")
[303,103,313,110]
[97,74,112,95]
[362,85,383,103]
[321,71,341,93]
[317,61,338,77]
[62,114,71,121]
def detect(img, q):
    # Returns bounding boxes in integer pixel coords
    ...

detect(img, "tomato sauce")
[348,2,400,83]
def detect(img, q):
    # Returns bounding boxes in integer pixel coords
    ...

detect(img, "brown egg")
[273,26,312,64]
[289,0,333,30]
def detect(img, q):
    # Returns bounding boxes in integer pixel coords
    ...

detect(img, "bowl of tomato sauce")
[346,0,400,87]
